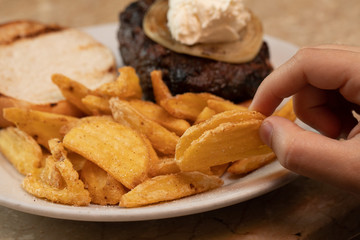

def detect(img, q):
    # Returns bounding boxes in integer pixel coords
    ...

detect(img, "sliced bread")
[0,20,117,127]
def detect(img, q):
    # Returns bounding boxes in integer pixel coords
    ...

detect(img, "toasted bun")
[0,20,117,127]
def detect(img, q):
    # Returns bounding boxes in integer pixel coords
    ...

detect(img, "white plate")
[0,23,300,222]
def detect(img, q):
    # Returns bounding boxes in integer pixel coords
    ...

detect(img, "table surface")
[1,0,360,239]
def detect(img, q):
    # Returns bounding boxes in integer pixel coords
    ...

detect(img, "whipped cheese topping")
[167,0,251,45]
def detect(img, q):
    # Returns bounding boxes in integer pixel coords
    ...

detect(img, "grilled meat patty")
[118,0,273,103]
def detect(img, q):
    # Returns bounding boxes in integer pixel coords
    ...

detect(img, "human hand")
[249,45,360,194]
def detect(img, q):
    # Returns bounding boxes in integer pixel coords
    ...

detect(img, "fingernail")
[260,120,274,147]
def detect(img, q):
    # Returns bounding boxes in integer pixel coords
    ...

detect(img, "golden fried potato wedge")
[160,93,224,122]
[273,98,296,121]
[63,118,149,189]
[95,66,142,99]
[39,152,50,169]
[51,74,92,115]
[110,98,179,156]
[40,155,66,189]
[129,99,190,136]
[228,152,276,175]
[67,152,88,172]
[81,95,111,115]
[178,120,272,172]
[139,132,163,177]
[176,110,271,172]
[3,108,78,149]
[210,163,230,177]
[0,127,42,175]
[22,139,91,206]
[80,160,127,205]
[176,110,266,165]
[207,99,248,113]
[23,168,90,206]
[151,70,172,104]
[148,157,180,177]
[59,115,114,136]
[120,172,223,208]
[194,107,216,124]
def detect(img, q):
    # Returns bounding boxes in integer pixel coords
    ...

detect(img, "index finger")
[249,46,360,115]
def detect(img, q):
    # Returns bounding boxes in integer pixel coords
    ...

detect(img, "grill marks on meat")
[118,0,273,103]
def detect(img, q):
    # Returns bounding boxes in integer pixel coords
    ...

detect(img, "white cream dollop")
[167,0,251,45]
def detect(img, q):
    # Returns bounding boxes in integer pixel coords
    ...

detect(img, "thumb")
[260,116,360,194]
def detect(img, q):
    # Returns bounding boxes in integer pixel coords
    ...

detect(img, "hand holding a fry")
[250,45,360,194]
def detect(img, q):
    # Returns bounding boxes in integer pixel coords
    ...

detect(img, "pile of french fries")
[0,66,295,207]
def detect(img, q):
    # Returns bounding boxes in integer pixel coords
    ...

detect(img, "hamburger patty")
[118,0,273,103]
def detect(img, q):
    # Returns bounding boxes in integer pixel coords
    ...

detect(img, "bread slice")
[0,20,117,127]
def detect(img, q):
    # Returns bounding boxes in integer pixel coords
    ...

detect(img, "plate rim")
[0,158,298,222]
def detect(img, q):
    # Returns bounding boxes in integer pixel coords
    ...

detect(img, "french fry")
[148,157,180,177]
[94,66,142,99]
[120,172,223,208]
[273,98,296,121]
[22,139,91,206]
[207,99,248,113]
[63,118,149,189]
[175,110,271,172]
[228,152,276,175]
[52,74,92,115]
[40,155,66,189]
[179,120,271,172]
[176,110,266,164]
[194,107,216,124]
[151,70,172,104]
[140,132,163,177]
[59,115,114,136]
[160,93,224,122]
[110,98,179,156]
[210,163,230,177]
[81,95,111,115]
[0,127,42,175]
[67,152,88,172]
[151,69,226,122]
[39,152,50,169]
[80,160,127,205]
[3,108,78,149]
[129,99,190,136]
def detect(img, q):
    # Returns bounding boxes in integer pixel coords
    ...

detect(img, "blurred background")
[0,0,359,47]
